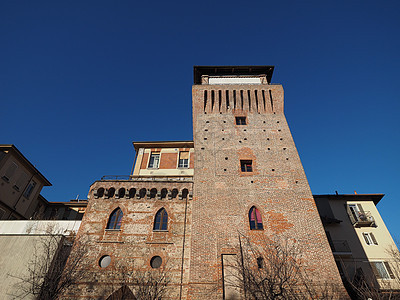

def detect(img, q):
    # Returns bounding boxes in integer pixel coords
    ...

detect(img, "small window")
[106,208,123,230]
[150,256,162,269]
[371,261,395,279]
[178,151,189,168]
[148,153,160,168]
[24,181,36,198]
[235,116,247,125]
[363,232,378,245]
[249,206,263,230]
[241,160,253,172]
[154,208,168,231]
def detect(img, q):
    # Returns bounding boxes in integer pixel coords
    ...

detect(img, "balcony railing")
[348,210,376,227]
[331,240,351,255]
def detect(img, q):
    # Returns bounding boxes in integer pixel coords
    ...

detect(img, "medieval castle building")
[61,66,397,299]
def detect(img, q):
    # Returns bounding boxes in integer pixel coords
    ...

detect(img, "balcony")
[331,240,352,256]
[348,210,376,227]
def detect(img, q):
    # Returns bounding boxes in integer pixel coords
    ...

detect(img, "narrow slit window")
[154,208,168,231]
[211,90,215,111]
[241,160,253,172]
[218,90,222,111]
[204,90,208,112]
[249,206,263,230]
[247,90,251,111]
[262,90,266,111]
[254,90,259,112]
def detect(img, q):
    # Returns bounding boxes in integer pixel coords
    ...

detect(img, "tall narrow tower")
[189,66,345,298]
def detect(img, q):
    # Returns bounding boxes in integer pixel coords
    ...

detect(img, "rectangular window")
[148,153,160,168]
[24,181,36,198]
[241,160,253,172]
[362,232,378,245]
[371,262,395,279]
[178,151,189,168]
[235,116,247,125]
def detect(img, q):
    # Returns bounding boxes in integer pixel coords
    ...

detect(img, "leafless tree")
[10,230,89,300]
[104,262,171,300]
[224,234,345,300]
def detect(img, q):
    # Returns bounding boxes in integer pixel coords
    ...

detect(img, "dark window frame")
[235,116,247,125]
[241,160,253,172]
[106,208,123,230]
[249,206,263,230]
[153,208,168,231]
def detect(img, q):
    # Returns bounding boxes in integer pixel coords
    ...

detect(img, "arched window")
[249,206,263,230]
[107,208,123,230]
[153,208,168,231]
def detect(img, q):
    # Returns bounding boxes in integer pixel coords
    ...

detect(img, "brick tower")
[189,66,346,298]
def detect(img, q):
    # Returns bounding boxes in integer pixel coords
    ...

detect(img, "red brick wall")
[189,83,348,298]
[159,153,177,169]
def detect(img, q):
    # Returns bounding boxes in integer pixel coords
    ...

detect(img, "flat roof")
[132,141,194,152]
[313,194,384,205]
[0,145,51,186]
[193,65,274,84]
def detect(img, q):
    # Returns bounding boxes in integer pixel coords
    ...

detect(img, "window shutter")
[180,151,189,159]
[362,233,370,245]
[370,233,378,245]
[346,205,356,224]
[357,204,365,214]
[384,262,396,279]
[370,262,381,279]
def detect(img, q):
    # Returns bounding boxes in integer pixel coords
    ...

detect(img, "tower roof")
[193,65,274,84]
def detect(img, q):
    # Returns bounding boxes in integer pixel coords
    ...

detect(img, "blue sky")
[1,1,399,237]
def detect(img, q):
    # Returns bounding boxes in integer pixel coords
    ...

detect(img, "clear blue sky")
[1,1,399,237]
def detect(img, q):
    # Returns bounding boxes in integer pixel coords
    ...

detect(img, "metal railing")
[348,210,375,227]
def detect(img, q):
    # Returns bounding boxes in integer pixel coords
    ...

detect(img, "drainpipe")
[179,187,189,300]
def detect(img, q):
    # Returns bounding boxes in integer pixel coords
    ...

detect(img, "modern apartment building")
[0,144,51,220]
[315,194,400,294]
